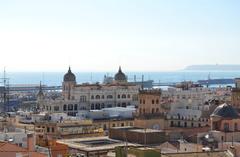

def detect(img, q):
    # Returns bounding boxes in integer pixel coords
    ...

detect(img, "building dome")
[63,67,76,82]
[211,103,239,119]
[114,66,127,82]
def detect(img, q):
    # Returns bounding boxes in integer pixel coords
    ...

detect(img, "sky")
[0,0,240,72]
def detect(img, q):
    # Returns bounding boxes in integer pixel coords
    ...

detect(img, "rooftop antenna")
[42,72,45,86]
[2,67,10,112]
[141,75,144,90]
[90,72,93,83]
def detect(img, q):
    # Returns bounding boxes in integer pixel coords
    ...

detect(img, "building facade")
[39,67,140,116]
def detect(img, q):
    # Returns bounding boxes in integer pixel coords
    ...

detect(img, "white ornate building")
[38,67,140,116]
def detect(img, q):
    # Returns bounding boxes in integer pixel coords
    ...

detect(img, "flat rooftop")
[57,136,140,152]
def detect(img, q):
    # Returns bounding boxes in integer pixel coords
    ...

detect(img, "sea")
[1,71,240,86]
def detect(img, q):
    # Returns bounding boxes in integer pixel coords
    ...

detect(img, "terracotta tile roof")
[0,141,46,157]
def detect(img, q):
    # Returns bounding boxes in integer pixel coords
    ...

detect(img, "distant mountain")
[184,65,240,71]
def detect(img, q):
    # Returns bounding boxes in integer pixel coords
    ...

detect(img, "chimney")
[27,133,34,152]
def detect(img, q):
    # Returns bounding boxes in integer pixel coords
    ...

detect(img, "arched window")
[101,95,105,99]
[152,100,155,104]
[63,104,67,111]
[152,108,155,114]
[95,95,100,99]
[184,122,187,127]
[107,95,113,99]
[156,99,159,104]
[68,104,73,110]
[122,94,126,99]
[95,104,100,110]
[91,104,94,110]
[74,104,78,110]
[140,99,142,104]
[118,95,120,99]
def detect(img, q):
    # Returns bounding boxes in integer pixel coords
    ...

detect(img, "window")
[118,95,120,99]
[178,121,180,127]
[47,127,50,132]
[101,103,105,109]
[91,95,94,99]
[127,94,131,98]
[95,104,100,110]
[103,124,107,130]
[112,123,116,127]
[156,99,159,104]
[107,95,113,99]
[132,95,138,101]
[122,94,126,99]
[80,96,86,102]
[54,106,59,111]
[184,122,187,127]
[170,121,174,127]
[152,100,155,104]
[101,95,105,99]
[74,104,78,110]
[63,105,67,111]
[52,127,55,132]
[152,108,155,114]
[91,104,94,110]
[140,99,142,104]
[224,123,229,132]
[122,103,126,107]
[121,123,124,127]
[96,95,100,99]
[68,104,73,110]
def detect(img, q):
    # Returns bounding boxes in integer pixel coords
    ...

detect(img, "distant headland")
[184,65,240,71]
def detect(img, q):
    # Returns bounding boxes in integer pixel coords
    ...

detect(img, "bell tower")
[63,67,76,100]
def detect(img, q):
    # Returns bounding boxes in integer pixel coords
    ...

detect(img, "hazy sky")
[0,0,240,72]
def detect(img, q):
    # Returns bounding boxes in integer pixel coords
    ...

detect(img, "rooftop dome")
[63,67,76,82]
[211,103,239,119]
[114,66,127,82]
